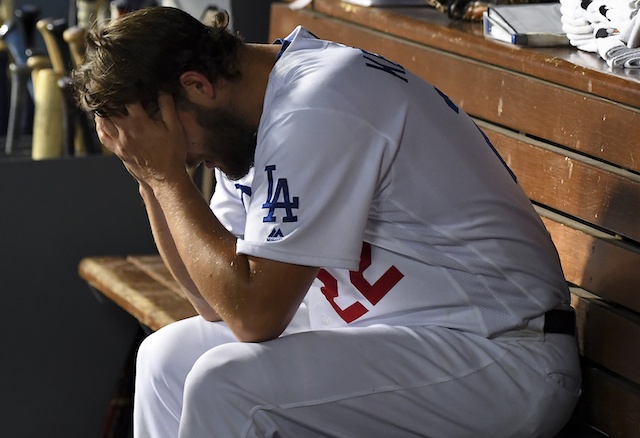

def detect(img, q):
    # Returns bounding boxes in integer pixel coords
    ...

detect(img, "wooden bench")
[79,1,640,436]
[80,255,197,332]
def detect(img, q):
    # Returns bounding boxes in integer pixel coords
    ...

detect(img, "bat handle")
[63,26,85,68]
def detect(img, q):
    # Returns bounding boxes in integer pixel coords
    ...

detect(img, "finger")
[95,116,131,158]
[157,92,180,130]
[95,116,116,144]
[97,115,118,134]
[123,101,148,119]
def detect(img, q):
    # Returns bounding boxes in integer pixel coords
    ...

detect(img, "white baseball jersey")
[213,27,569,338]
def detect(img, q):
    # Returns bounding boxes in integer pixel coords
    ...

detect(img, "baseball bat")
[27,55,52,94]
[64,25,105,155]
[63,26,85,69]
[0,0,14,25]
[36,18,72,76]
[76,0,99,29]
[37,18,92,155]
[26,55,52,151]
[32,68,64,160]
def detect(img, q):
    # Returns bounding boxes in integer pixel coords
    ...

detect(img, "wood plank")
[127,254,186,299]
[270,4,640,173]
[308,0,640,108]
[480,124,640,242]
[539,211,640,314]
[579,366,640,438]
[78,256,196,331]
[572,288,640,386]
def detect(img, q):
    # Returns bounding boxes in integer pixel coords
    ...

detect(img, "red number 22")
[316,242,404,323]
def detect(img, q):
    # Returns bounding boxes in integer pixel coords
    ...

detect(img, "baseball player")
[73,7,581,437]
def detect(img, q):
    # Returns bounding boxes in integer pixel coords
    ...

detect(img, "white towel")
[594,25,640,67]
[561,0,640,65]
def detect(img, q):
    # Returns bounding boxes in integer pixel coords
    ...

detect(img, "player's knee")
[184,342,264,402]
[179,343,270,436]
[136,326,187,379]
[134,338,164,390]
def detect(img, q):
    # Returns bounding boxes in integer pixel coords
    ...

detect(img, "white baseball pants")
[133,308,580,438]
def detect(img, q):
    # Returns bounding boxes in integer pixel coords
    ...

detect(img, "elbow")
[195,307,273,337]
[236,333,280,343]
[200,312,222,323]
[230,317,289,343]
[190,299,222,322]
[220,294,300,343]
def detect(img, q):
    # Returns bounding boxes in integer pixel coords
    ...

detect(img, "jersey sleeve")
[209,168,253,239]
[236,108,392,271]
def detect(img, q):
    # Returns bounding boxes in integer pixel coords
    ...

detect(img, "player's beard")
[192,103,257,181]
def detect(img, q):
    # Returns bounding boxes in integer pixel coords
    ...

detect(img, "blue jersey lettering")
[434,87,459,114]
[262,165,299,223]
[361,49,407,83]
[234,183,252,207]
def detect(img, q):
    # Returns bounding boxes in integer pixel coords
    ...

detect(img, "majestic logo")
[267,228,285,242]
[262,165,299,223]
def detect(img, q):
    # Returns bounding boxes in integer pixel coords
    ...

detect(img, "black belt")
[543,309,576,336]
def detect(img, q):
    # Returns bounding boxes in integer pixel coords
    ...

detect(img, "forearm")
[149,172,255,334]
[152,171,250,298]
[139,182,221,321]
[148,170,316,342]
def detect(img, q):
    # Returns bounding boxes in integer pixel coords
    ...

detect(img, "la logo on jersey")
[262,165,299,241]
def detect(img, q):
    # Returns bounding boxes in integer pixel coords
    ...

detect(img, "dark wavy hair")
[72,6,244,117]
